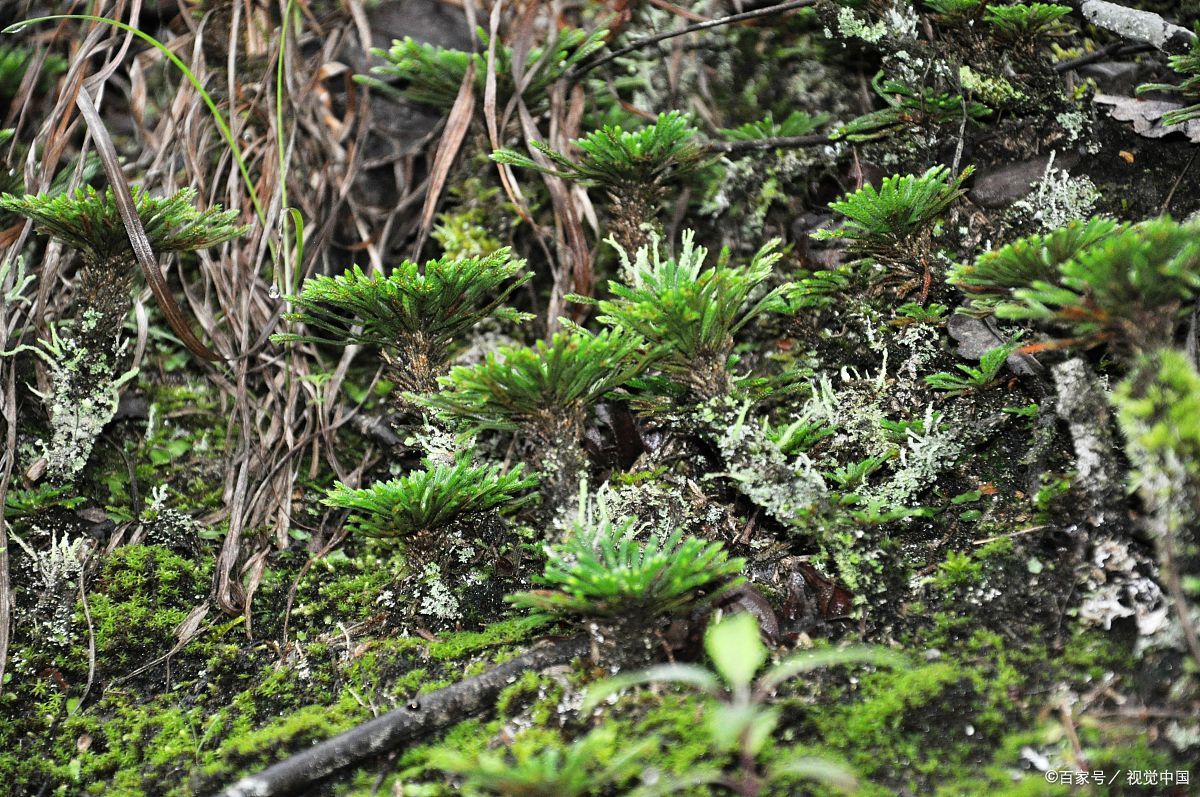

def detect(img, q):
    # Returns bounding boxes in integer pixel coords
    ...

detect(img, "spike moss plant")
[492,111,711,255]
[950,215,1200,355]
[574,230,792,402]
[323,460,538,543]
[416,325,649,506]
[814,165,973,299]
[274,249,532,398]
[0,185,245,479]
[506,515,744,634]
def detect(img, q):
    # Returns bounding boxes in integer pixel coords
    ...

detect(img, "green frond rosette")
[994,216,1200,350]
[720,110,830,141]
[491,111,710,193]
[415,325,649,433]
[323,461,538,538]
[365,27,606,112]
[1137,26,1200,126]
[576,230,791,400]
[949,217,1120,312]
[814,165,973,260]
[274,249,531,372]
[984,3,1073,39]
[0,185,247,264]
[506,518,744,621]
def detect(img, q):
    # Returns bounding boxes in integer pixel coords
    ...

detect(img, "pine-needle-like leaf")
[984,3,1073,40]
[1137,26,1200,126]
[833,73,990,142]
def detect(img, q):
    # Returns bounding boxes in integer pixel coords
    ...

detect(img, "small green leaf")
[705,612,767,689]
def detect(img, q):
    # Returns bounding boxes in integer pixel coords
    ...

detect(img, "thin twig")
[218,634,589,797]
[1053,41,1152,73]
[1158,150,1197,215]
[567,0,817,81]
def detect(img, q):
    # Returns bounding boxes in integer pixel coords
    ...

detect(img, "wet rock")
[1078,61,1145,95]
[947,313,1043,376]
[970,152,1079,208]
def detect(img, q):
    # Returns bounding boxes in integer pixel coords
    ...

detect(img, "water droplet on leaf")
[268,284,280,299]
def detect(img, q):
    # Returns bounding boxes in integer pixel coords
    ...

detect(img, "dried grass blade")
[74,84,222,361]
[484,1,533,225]
[410,62,476,262]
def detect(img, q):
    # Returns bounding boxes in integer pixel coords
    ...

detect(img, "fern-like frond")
[949,217,1120,312]
[274,250,531,393]
[813,165,973,262]
[491,111,710,194]
[367,27,607,112]
[577,231,790,400]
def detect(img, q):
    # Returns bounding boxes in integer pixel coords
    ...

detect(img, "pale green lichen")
[704,397,828,523]
[828,3,918,45]
[28,324,138,481]
[1011,153,1101,231]
[417,562,463,622]
[870,405,963,506]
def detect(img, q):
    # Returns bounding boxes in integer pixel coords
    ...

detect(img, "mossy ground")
[3,1,1200,795]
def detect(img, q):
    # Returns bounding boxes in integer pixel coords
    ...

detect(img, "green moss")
[426,615,549,660]
[86,545,209,672]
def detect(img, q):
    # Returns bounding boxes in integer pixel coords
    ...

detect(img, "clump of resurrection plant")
[814,165,973,298]
[575,230,792,402]
[506,515,743,627]
[416,325,649,506]
[493,111,711,254]
[953,216,1200,355]
[0,185,245,479]
[323,460,538,542]
[275,249,531,397]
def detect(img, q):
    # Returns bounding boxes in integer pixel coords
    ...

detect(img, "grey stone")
[970,152,1079,209]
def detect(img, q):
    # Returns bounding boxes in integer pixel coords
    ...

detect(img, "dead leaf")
[1093,93,1200,143]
